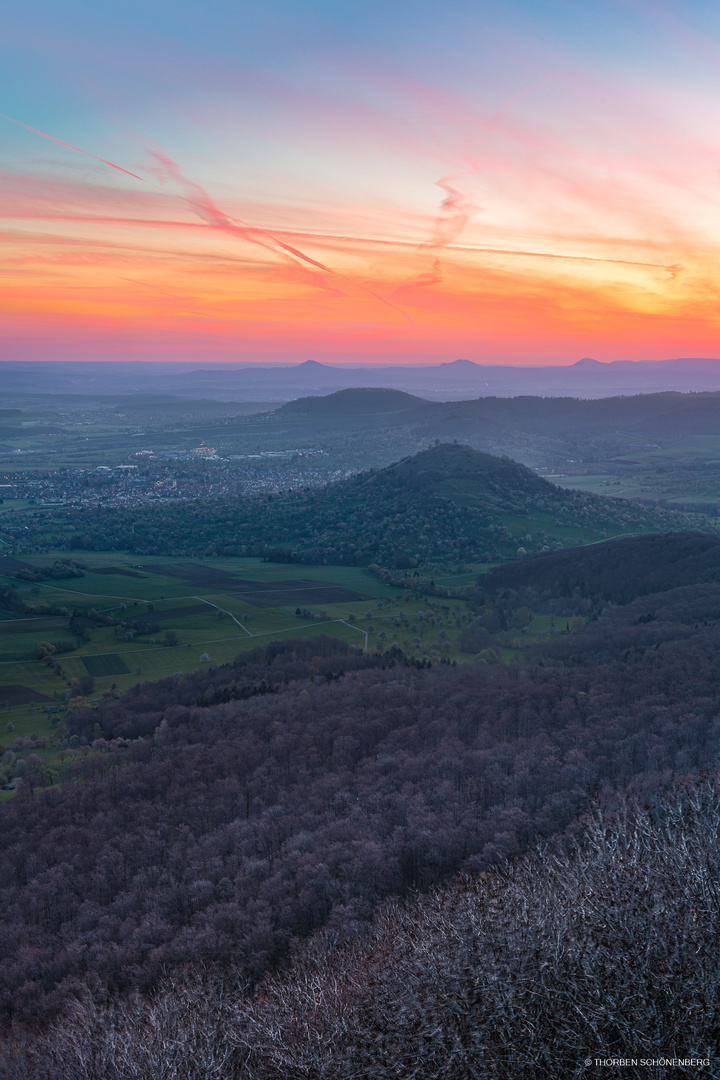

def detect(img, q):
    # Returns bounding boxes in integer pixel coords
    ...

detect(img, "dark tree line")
[480,531,720,606]
[64,636,410,742]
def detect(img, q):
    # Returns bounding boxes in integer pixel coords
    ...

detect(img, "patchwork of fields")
[0,550,490,747]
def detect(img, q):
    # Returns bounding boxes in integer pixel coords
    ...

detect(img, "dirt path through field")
[192,596,253,636]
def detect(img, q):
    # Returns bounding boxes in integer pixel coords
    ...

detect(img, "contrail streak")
[2,114,414,324]
[0,114,147,183]
[148,147,415,324]
[147,148,335,270]
[410,164,480,292]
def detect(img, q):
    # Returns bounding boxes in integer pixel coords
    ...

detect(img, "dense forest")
[15,444,700,569]
[2,576,720,1038]
[3,777,718,1078]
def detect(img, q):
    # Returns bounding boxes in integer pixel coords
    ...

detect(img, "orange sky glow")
[4,1,720,364]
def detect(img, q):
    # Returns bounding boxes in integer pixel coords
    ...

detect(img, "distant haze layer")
[4,357,720,401]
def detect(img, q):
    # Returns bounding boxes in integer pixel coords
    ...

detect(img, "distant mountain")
[4,356,720,402]
[248,382,720,462]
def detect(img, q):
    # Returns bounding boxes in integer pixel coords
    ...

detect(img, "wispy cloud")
[5,5,720,365]
[145,145,415,323]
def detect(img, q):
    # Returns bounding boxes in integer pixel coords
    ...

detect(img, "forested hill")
[29,443,700,569]
[277,387,427,417]
[369,441,547,498]
[271,386,720,438]
[480,531,720,605]
[13,777,720,1078]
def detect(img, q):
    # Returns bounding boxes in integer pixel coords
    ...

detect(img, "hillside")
[376,441,548,500]
[3,583,720,1043]
[3,529,720,1063]
[13,778,720,1077]
[479,531,720,605]
[250,389,720,507]
[271,387,720,439]
[412,389,720,439]
[277,387,427,417]
[23,444,701,569]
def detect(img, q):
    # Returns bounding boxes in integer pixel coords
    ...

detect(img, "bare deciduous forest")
[3,778,717,1079]
[1,550,720,1075]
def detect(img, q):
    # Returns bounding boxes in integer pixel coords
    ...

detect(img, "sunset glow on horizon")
[4,0,720,366]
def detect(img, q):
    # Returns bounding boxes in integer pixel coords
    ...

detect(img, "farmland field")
[1,550,498,747]
[81,654,130,677]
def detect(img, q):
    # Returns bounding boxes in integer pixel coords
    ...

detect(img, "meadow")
[555,433,720,515]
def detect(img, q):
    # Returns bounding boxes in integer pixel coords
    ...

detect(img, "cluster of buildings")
[0,451,350,511]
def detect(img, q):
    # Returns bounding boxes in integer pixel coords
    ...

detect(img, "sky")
[3,0,720,366]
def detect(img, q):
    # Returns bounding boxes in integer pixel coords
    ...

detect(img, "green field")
[553,434,720,518]
[81,653,130,677]
[0,542,600,809]
[0,546,600,805]
[0,551,497,751]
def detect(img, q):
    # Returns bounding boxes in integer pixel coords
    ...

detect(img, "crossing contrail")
[3,115,415,324]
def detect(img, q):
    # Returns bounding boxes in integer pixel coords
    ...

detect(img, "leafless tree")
[9,775,720,1079]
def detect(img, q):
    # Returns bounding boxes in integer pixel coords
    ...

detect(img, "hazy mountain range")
[4,356,720,401]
